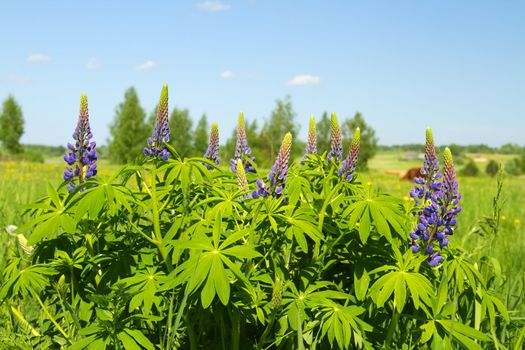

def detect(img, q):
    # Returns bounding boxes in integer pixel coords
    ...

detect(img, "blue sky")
[1,0,524,147]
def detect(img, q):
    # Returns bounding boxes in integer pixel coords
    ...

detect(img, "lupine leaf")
[117,331,141,350]
[124,329,155,350]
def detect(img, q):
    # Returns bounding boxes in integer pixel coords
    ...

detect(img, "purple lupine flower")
[305,115,317,156]
[253,133,292,199]
[409,128,442,206]
[327,113,343,163]
[408,130,462,266]
[144,85,171,160]
[338,127,360,181]
[63,93,98,192]
[204,123,219,169]
[230,112,256,173]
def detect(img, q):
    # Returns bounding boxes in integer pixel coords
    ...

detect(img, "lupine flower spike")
[203,123,219,169]
[253,133,292,198]
[327,112,343,163]
[410,128,441,205]
[338,127,360,181]
[63,93,98,192]
[409,129,461,266]
[144,85,171,160]
[236,159,249,196]
[230,112,256,173]
[305,115,317,156]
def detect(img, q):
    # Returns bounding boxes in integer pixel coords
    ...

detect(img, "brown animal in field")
[401,167,423,181]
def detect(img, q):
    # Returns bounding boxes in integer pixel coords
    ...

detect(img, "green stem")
[32,289,71,343]
[384,308,400,348]
[257,310,276,350]
[150,167,162,243]
[163,291,175,349]
[128,221,157,245]
[231,308,241,350]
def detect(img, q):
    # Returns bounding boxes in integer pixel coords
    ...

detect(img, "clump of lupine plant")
[230,112,256,173]
[409,128,462,266]
[63,93,97,192]
[253,132,292,198]
[327,112,343,163]
[144,85,171,160]
[305,115,317,156]
[338,127,360,181]
[203,123,219,168]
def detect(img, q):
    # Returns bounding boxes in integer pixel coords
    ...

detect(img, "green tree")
[193,114,209,156]
[462,159,479,177]
[0,95,25,154]
[108,87,150,164]
[485,160,500,178]
[316,111,331,155]
[169,107,193,157]
[341,112,378,170]
[259,96,299,162]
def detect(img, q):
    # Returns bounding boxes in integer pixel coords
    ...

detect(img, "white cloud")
[86,58,101,70]
[27,54,50,63]
[135,60,157,71]
[5,74,31,84]
[197,0,231,12]
[286,74,321,86]
[220,70,236,79]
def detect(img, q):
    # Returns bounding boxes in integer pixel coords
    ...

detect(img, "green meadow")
[1,151,524,347]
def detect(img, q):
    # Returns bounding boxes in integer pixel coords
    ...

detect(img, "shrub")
[461,159,479,176]
[504,158,523,176]
[485,159,500,177]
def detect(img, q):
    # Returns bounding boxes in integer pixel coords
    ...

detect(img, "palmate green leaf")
[211,254,230,306]
[436,319,491,350]
[0,264,57,300]
[353,264,370,301]
[358,208,371,243]
[445,255,484,293]
[123,267,165,315]
[420,321,435,344]
[74,186,106,220]
[117,331,141,350]
[124,329,155,350]
[176,230,258,308]
[319,302,370,350]
[369,267,433,312]
[280,208,324,252]
[342,185,407,243]
[286,171,313,207]
[480,289,510,327]
[21,186,78,245]
[27,214,61,245]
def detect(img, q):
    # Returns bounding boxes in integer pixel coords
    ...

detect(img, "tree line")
[108,88,378,168]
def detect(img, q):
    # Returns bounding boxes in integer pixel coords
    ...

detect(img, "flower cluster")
[230,112,256,173]
[144,85,171,160]
[327,113,343,163]
[63,93,97,192]
[236,159,249,197]
[253,133,292,199]
[409,128,462,266]
[305,115,317,156]
[338,127,360,181]
[203,123,219,169]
